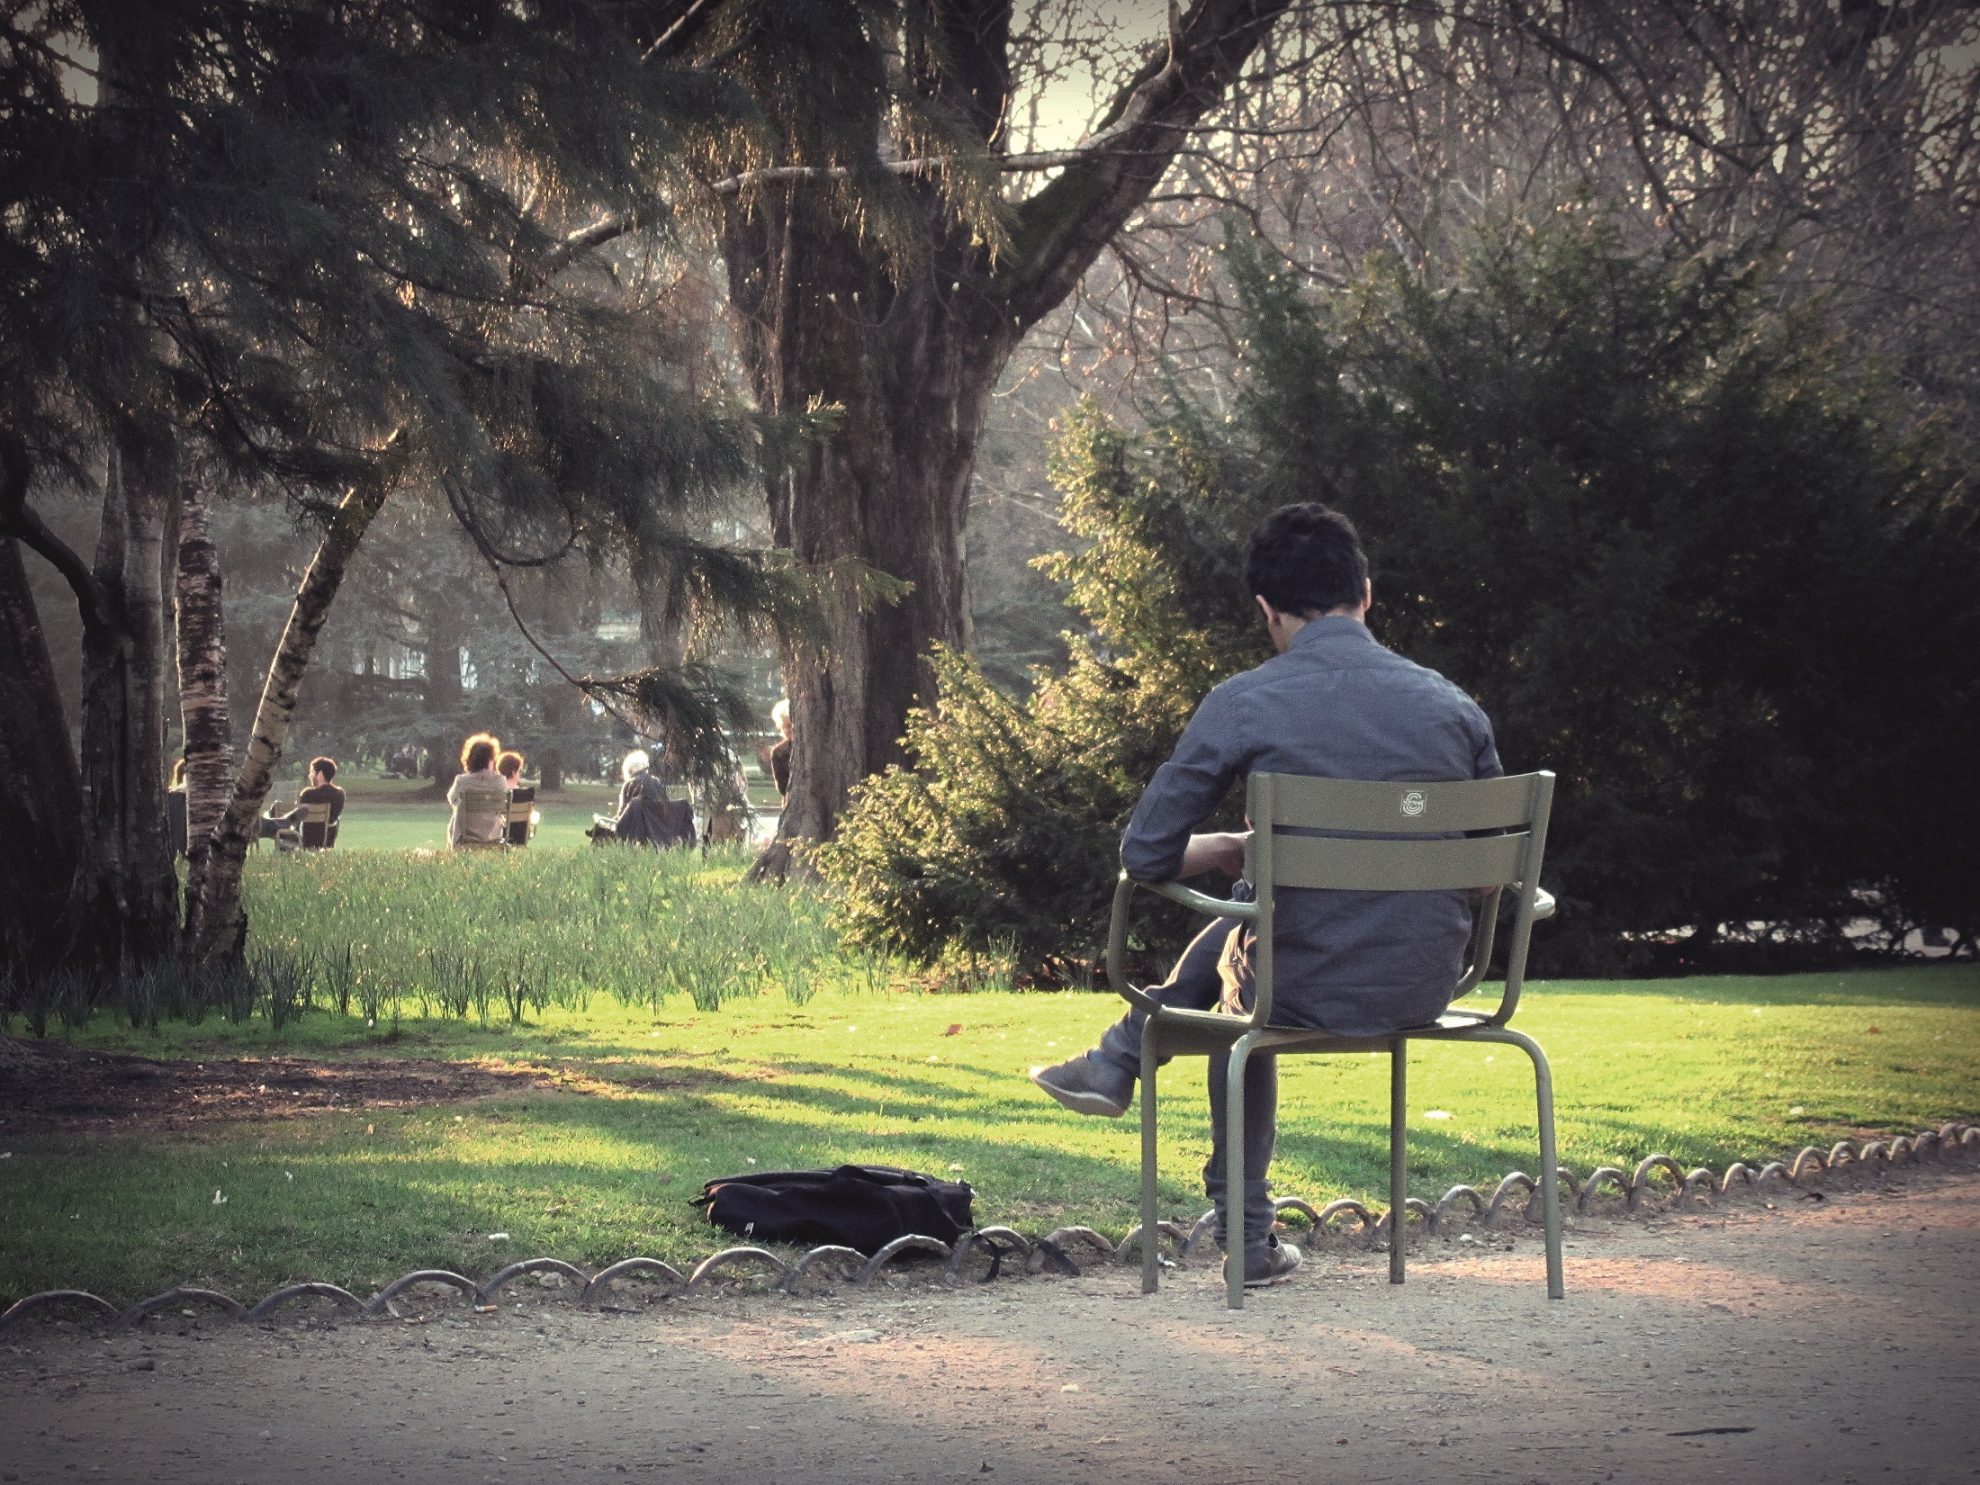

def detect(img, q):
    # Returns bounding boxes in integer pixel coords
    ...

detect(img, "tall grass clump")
[237,844,886,1024]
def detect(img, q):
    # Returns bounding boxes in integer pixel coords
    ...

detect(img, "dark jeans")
[1095,915,1278,1251]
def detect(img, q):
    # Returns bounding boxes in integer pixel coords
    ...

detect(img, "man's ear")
[1254,594,1279,627]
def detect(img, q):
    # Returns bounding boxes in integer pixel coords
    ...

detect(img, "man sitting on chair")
[1028,503,1501,1287]
[272,756,346,849]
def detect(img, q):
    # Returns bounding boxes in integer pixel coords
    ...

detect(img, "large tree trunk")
[72,431,180,972]
[0,536,86,979]
[700,0,1291,875]
[725,197,1010,879]
[190,476,393,961]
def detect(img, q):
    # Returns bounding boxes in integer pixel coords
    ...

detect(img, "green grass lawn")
[4,906,1975,1305]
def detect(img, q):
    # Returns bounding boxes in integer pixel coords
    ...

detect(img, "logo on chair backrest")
[1400,789,1427,818]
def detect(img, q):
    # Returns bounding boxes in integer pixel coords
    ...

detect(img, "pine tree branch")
[0,434,113,635]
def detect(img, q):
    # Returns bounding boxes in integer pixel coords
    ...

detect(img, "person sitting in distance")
[591,747,691,847]
[266,755,346,849]
[1027,502,1503,1290]
[447,733,510,848]
[497,750,526,789]
[499,749,537,845]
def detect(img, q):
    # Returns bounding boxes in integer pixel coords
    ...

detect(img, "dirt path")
[4,1171,1977,1485]
[0,1040,565,1135]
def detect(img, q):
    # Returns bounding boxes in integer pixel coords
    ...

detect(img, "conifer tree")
[613,0,1296,874]
[0,0,778,978]
[825,214,1980,973]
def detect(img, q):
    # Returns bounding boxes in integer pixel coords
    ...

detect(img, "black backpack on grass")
[693,1164,974,1255]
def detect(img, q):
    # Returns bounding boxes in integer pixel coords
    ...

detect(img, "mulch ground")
[0,1039,560,1135]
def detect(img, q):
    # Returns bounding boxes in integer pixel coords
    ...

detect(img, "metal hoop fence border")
[3,1122,1973,1333]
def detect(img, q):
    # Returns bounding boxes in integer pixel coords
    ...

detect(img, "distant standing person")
[768,698,793,799]
[447,733,509,848]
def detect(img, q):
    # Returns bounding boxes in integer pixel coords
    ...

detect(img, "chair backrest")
[1245,771,1555,1028]
[506,789,537,846]
[297,801,338,850]
[455,793,509,847]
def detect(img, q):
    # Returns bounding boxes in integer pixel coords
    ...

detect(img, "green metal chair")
[1105,770,1560,1309]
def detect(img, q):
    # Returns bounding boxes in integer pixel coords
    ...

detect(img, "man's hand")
[1178,831,1249,879]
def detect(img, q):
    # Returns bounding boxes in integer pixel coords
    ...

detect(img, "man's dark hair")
[310,755,337,782]
[1244,503,1369,616]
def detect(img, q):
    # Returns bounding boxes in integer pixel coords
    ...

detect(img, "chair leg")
[1486,1027,1565,1299]
[1390,1037,1407,1285]
[1224,1037,1255,1311]
[1139,1024,1162,1296]
[1527,1036,1565,1300]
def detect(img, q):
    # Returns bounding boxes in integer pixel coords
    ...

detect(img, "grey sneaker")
[1028,1052,1133,1118]
[1225,1236,1302,1288]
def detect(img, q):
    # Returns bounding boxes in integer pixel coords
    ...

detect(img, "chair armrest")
[1105,871,1258,1015]
[1140,879,1257,920]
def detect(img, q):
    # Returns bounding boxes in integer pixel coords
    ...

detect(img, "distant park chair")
[453,795,510,850]
[272,801,338,852]
[506,788,538,847]
[1106,770,1560,1310]
[295,801,338,850]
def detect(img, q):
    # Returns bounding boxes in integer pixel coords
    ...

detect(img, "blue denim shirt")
[1119,615,1502,1036]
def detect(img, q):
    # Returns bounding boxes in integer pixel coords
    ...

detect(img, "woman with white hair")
[589,746,692,847]
[767,698,793,800]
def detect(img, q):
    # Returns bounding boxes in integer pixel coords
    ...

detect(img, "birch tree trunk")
[173,478,235,929]
[190,475,394,962]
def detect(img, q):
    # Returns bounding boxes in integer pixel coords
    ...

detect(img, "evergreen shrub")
[824,210,1980,976]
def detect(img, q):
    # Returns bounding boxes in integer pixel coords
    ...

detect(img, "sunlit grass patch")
[3,960,1976,1306]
